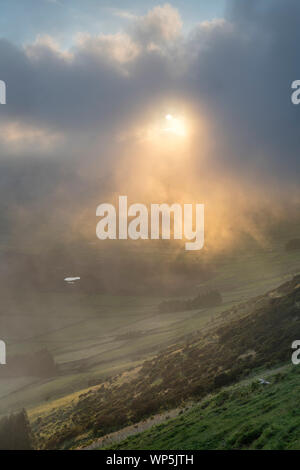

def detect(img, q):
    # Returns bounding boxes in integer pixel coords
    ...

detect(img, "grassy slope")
[28,273,300,449]
[106,365,300,450]
[2,239,300,417]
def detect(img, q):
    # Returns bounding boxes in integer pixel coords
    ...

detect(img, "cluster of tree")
[285,238,300,251]
[0,409,33,450]
[158,289,222,313]
[0,348,56,378]
[0,244,214,296]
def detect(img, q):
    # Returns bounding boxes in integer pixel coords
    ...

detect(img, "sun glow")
[163,114,187,137]
[117,109,192,148]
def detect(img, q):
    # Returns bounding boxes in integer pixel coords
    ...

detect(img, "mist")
[0,0,299,336]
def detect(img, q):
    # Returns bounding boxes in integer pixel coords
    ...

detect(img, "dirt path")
[80,364,289,450]
[80,406,192,450]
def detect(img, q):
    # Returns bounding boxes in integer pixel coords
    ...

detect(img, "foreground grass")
[104,365,300,450]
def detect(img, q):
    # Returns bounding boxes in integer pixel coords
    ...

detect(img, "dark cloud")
[186,0,300,181]
[0,2,299,173]
[0,0,299,250]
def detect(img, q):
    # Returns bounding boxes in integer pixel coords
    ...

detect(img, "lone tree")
[0,409,33,450]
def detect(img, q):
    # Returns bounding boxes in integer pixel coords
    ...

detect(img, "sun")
[131,111,190,145]
[163,114,187,137]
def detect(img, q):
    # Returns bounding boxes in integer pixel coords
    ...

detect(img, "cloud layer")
[0,0,299,251]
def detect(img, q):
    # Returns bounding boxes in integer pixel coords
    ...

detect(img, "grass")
[27,273,300,449]
[104,364,300,450]
[1,229,300,425]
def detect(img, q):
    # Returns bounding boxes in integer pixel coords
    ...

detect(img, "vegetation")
[1,231,300,419]
[105,365,300,450]
[29,274,300,449]
[1,230,299,449]
[285,239,300,252]
[0,348,57,378]
[0,409,33,450]
[158,290,222,313]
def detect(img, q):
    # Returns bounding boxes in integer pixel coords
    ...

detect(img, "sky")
[1,0,227,45]
[0,0,299,252]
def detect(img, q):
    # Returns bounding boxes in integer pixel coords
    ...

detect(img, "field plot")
[0,232,300,420]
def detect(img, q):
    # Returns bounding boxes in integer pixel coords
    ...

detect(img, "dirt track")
[81,406,191,450]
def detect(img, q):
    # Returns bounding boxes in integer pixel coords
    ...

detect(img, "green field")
[22,266,299,449]
[104,364,300,450]
[0,227,300,431]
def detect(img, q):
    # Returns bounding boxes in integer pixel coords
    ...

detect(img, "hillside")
[105,364,300,450]
[30,273,300,449]
[2,230,299,419]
